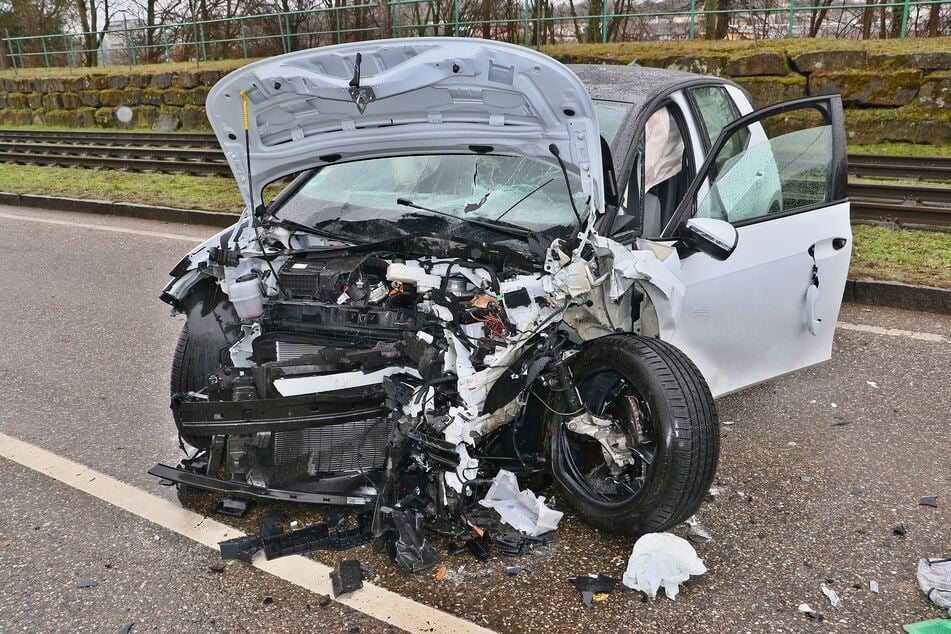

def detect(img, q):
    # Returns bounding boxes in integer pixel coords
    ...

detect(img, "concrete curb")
[0,192,237,228]
[1,191,948,314]
[844,278,950,315]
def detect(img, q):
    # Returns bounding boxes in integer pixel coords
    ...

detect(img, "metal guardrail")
[0,130,947,226]
[2,0,947,70]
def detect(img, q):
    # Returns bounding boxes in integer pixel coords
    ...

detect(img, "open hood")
[207,38,604,213]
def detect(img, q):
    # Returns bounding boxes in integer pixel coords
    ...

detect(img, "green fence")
[3,0,948,70]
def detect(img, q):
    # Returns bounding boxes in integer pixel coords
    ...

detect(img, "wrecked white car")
[151,38,851,568]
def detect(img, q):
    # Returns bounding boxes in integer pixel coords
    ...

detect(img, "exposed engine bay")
[153,216,696,570]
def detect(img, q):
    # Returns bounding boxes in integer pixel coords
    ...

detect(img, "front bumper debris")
[148,463,373,506]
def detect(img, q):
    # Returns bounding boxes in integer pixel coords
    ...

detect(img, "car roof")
[569,63,716,106]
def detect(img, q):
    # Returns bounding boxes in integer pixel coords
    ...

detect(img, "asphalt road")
[0,205,948,633]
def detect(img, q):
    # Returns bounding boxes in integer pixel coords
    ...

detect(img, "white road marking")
[0,432,493,634]
[0,211,205,243]
[837,321,947,343]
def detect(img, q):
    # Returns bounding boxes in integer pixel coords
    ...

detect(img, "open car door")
[655,95,851,396]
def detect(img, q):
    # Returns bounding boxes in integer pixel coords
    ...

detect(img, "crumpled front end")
[152,217,684,565]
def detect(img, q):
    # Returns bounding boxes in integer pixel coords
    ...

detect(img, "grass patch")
[851,224,950,288]
[0,164,244,211]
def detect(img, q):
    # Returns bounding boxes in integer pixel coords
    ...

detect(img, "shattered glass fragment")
[821,583,840,608]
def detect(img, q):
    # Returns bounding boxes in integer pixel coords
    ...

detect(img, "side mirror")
[683,217,738,260]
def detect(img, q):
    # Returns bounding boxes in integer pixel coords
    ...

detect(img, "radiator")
[272,417,393,473]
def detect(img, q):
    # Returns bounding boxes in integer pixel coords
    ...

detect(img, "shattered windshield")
[275,154,586,240]
[274,102,633,242]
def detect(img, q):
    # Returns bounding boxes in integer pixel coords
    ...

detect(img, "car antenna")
[349,51,362,88]
[548,144,583,229]
[348,52,374,114]
[240,89,281,290]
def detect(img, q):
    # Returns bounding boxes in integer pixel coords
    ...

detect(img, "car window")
[619,103,692,238]
[593,102,633,143]
[693,107,833,225]
[689,85,748,173]
[690,86,738,147]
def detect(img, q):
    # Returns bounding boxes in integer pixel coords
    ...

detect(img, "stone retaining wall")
[0,70,216,130]
[553,46,950,146]
[0,45,948,144]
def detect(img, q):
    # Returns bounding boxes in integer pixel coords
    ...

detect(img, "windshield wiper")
[396,198,528,239]
[265,217,369,245]
[493,178,554,222]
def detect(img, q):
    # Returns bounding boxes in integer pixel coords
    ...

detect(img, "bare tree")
[926,0,941,36]
[704,0,731,38]
[808,0,834,36]
[76,0,113,65]
[127,0,183,62]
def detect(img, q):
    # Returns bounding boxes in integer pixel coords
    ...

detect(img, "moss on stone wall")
[0,38,947,141]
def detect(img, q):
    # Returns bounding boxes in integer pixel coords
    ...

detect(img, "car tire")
[548,334,719,536]
[170,322,215,450]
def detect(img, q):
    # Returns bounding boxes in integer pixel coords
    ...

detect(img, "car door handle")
[805,283,821,336]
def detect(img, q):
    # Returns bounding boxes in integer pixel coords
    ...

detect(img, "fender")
[160,214,250,310]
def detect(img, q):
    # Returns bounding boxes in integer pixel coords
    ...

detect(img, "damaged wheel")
[549,335,719,535]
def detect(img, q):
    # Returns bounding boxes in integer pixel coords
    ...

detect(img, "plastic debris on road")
[569,574,617,606]
[330,559,364,598]
[621,532,706,600]
[917,557,951,608]
[870,580,880,593]
[821,583,841,607]
[387,508,437,574]
[895,522,910,536]
[903,617,951,634]
[478,469,563,537]
[212,496,253,517]
[685,515,712,544]
[505,565,531,576]
[920,496,939,508]
[798,603,824,621]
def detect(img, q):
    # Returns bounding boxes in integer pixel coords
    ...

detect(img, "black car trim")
[175,391,388,435]
[148,464,373,506]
